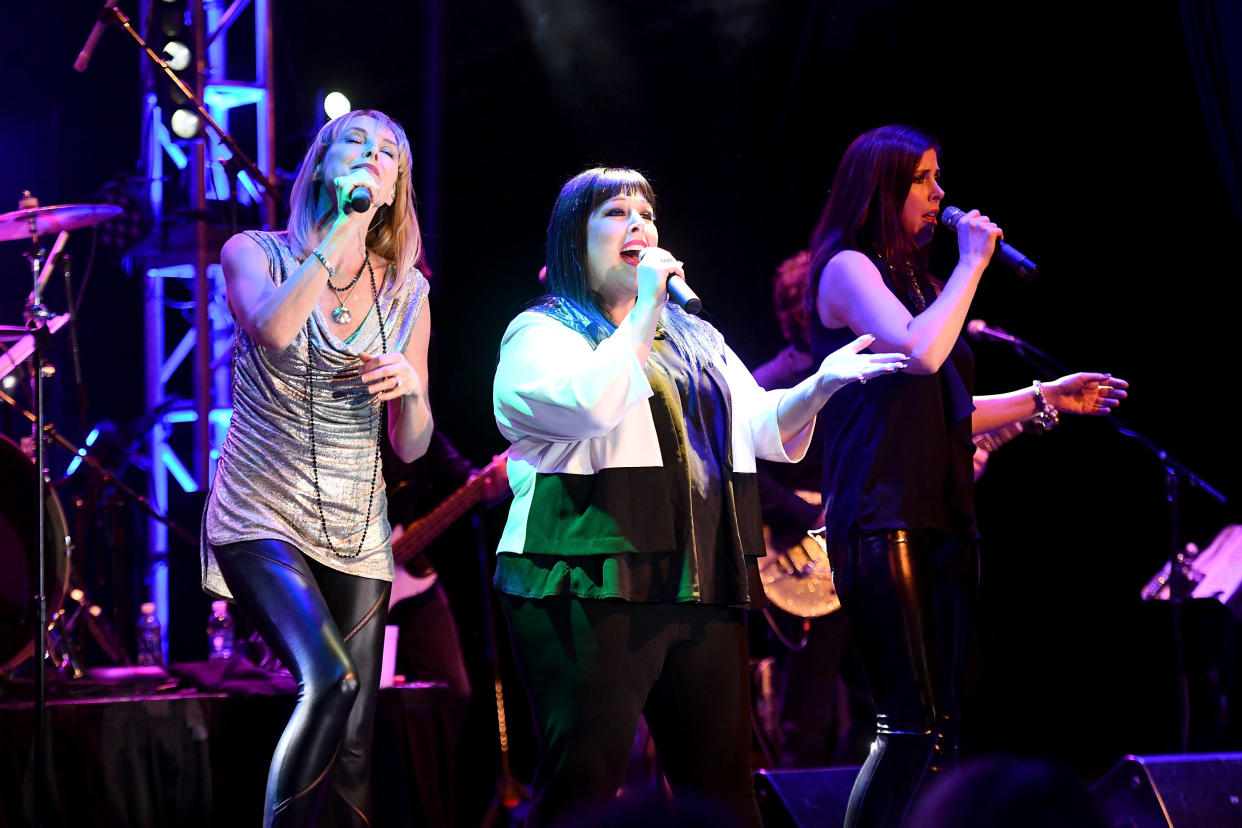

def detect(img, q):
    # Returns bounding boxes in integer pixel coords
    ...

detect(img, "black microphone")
[344,186,371,214]
[73,0,119,73]
[965,319,1025,346]
[667,275,702,315]
[940,206,1039,281]
[638,248,702,314]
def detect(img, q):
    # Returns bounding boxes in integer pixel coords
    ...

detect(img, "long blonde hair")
[286,109,423,283]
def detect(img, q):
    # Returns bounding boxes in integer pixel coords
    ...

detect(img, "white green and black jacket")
[492,304,814,565]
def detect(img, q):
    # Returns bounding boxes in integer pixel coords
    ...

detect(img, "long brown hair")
[807,125,939,310]
[286,109,423,284]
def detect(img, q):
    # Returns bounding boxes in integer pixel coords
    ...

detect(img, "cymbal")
[0,203,124,242]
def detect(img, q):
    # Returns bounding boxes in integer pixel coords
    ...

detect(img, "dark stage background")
[3,0,1241,820]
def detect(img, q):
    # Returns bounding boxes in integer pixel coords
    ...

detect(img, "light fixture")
[323,91,352,121]
[170,108,201,139]
[163,40,191,72]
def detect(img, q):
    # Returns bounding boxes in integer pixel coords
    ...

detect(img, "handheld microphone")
[638,249,702,314]
[940,206,1039,281]
[344,186,371,214]
[965,319,1024,346]
[667,275,702,315]
[74,0,120,73]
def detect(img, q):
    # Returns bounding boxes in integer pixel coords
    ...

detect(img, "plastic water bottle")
[206,599,235,662]
[136,602,163,667]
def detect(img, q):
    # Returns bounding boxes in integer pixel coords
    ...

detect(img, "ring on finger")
[393,376,402,389]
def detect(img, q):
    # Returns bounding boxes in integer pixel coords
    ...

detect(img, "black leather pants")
[828,529,979,828]
[213,539,390,828]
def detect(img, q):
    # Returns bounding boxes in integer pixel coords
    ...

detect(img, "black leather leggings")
[828,529,979,828]
[213,539,390,828]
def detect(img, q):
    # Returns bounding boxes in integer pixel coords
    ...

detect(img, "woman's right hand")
[636,246,684,310]
[953,208,1003,268]
[332,168,382,223]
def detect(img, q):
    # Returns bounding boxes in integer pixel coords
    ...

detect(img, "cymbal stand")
[20,216,54,828]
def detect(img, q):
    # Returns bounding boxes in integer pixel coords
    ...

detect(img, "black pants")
[828,529,979,828]
[213,539,390,828]
[501,595,763,828]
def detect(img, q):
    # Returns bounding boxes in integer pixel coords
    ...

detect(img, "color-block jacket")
[492,307,814,559]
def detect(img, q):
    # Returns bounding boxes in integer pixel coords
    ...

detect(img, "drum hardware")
[0,391,196,663]
[0,431,72,675]
[66,573,130,666]
[1,190,66,824]
[37,568,136,680]
[0,393,200,656]
[0,192,197,827]
[0,201,123,244]
[44,608,85,679]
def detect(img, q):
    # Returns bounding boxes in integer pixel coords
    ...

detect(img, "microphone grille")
[940,205,964,230]
[965,318,987,339]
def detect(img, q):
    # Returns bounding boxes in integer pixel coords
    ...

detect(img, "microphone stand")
[976,328,1227,753]
[94,3,279,211]
[990,334,1065,379]
[0,392,200,549]
[20,232,53,828]
[474,513,530,826]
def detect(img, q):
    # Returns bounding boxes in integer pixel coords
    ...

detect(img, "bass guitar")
[759,422,1028,618]
[391,451,510,572]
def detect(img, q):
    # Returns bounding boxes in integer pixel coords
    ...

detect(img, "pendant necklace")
[327,252,369,325]
[307,252,387,558]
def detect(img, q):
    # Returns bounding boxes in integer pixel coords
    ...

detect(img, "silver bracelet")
[311,248,336,279]
[1031,380,1060,431]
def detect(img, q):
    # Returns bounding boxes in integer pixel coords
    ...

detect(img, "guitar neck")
[973,421,1025,453]
[392,454,507,568]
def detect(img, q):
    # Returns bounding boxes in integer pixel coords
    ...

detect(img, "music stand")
[1143,524,1242,621]
[976,325,1227,754]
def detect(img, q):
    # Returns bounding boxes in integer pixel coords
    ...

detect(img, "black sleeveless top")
[810,251,978,541]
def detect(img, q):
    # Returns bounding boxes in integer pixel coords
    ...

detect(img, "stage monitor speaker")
[1089,753,1242,827]
[755,766,858,828]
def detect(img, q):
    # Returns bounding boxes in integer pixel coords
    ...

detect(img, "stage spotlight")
[163,40,191,72]
[170,108,201,138]
[324,91,351,121]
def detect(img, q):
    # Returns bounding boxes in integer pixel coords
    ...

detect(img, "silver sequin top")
[201,230,429,599]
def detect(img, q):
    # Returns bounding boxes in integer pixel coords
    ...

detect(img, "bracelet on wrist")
[1030,380,1060,431]
[311,248,336,279]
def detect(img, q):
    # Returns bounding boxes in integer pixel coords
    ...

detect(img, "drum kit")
[0,196,121,675]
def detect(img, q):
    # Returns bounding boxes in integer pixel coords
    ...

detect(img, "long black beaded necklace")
[306,250,388,558]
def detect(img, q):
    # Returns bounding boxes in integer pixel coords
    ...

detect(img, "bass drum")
[0,433,71,672]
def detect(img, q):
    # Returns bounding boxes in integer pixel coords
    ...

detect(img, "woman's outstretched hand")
[817,334,908,392]
[1045,372,1129,416]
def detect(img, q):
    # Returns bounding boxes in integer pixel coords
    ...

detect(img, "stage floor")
[0,673,463,828]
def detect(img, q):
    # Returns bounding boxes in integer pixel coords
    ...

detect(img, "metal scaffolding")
[139,0,275,649]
